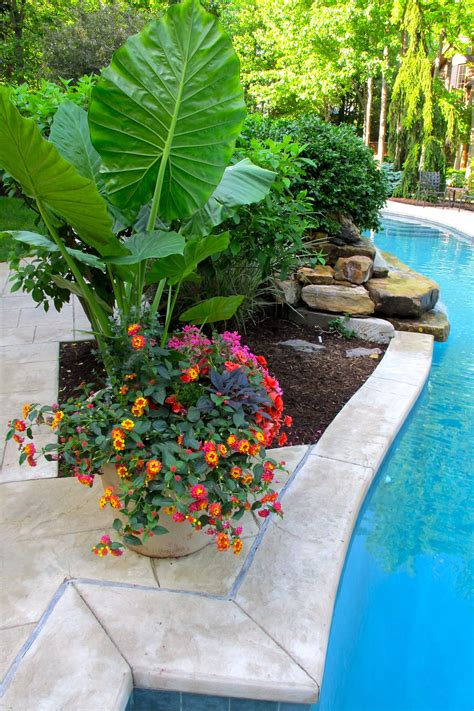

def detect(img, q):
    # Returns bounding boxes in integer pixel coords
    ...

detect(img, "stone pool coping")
[0,329,433,710]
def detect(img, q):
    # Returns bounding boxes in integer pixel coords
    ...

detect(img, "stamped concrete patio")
[0,260,433,710]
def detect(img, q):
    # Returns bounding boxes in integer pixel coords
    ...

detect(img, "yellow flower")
[121,419,135,431]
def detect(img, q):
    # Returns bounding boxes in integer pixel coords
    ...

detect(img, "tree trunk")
[363,76,373,146]
[433,29,446,82]
[9,0,25,83]
[377,47,389,163]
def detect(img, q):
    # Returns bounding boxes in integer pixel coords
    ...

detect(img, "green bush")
[446,168,467,188]
[43,5,150,82]
[380,163,403,197]
[241,114,388,232]
[226,135,316,279]
[10,77,96,135]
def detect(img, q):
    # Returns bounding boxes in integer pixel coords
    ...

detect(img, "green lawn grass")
[0,197,45,262]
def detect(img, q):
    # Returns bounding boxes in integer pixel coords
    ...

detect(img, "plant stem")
[150,278,166,318]
[36,203,112,365]
[161,280,182,347]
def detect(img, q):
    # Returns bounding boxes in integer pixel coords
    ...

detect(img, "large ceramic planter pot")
[100,465,210,558]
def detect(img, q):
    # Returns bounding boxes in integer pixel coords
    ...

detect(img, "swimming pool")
[318,216,474,711]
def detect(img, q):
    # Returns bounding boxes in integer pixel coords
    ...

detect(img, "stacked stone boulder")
[274,213,450,341]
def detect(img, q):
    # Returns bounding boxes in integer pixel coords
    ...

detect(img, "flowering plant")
[7,318,291,557]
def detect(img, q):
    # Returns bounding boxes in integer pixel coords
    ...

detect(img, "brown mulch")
[59,318,386,447]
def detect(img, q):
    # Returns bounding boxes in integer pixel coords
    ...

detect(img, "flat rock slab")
[366,252,439,318]
[385,308,450,342]
[287,307,395,344]
[302,284,375,316]
[346,347,382,358]
[278,339,325,353]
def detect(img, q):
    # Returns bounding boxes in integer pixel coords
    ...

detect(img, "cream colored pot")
[101,464,210,558]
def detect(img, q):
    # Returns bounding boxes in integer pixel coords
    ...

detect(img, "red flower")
[284,415,293,427]
[224,361,241,371]
[278,433,287,446]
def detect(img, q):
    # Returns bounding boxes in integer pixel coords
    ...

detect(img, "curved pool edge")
[382,204,474,241]
[234,330,434,702]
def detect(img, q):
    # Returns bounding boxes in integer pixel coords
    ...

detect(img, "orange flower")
[233,538,243,555]
[238,440,250,454]
[121,419,135,431]
[216,532,230,551]
[22,404,31,419]
[217,444,228,456]
[124,373,137,381]
[208,502,222,517]
[116,465,129,478]
[127,323,141,336]
[112,427,125,440]
[204,450,219,468]
[146,459,162,475]
[134,397,148,409]
[131,406,144,417]
[241,473,254,486]
[113,436,125,451]
[119,385,129,395]
[229,466,242,480]
[255,432,265,444]
[14,420,26,432]
[131,335,146,350]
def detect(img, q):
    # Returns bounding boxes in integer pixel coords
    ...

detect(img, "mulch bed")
[59,318,386,447]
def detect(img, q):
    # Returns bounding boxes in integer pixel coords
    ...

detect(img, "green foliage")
[43,4,150,82]
[219,133,314,280]
[242,114,388,232]
[380,163,403,197]
[446,169,466,188]
[328,315,356,340]
[0,1,273,369]
[0,197,45,262]
[89,0,246,222]
[9,77,96,135]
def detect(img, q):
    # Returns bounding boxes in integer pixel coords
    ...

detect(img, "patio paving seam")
[0,580,69,698]
[73,581,134,670]
[229,444,313,599]
[232,599,321,692]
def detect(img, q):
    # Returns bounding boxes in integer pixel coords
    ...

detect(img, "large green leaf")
[180,295,244,324]
[0,88,121,258]
[182,159,275,236]
[146,232,230,285]
[49,101,102,183]
[104,231,185,265]
[4,230,106,270]
[88,0,246,221]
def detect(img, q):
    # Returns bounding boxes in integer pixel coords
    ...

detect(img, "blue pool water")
[319,217,474,711]
[128,217,473,710]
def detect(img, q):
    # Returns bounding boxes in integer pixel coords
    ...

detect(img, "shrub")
[9,76,96,135]
[446,168,467,188]
[43,5,150,82]
[380,163,403,197]
[241,114,389,232]
[226,135,316,279]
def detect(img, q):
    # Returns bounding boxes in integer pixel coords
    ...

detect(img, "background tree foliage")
[0,0,472,191]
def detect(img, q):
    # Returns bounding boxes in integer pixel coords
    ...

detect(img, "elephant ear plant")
[0,0,275,372]
[2,1,290,559]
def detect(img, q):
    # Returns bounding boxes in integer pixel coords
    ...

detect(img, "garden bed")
[59,318,386,448]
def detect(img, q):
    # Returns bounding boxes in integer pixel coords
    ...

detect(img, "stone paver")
[0,586,132,711]
[76,584,317,703]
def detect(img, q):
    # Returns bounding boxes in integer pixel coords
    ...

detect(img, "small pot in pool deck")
[100,465,210,558]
